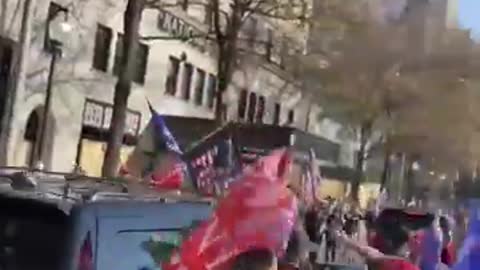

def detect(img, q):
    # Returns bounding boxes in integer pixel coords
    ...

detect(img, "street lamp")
[411,161,420,171]
[35,4,71,170]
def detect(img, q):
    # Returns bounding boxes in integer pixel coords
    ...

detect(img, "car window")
[108,230,182,270]
[97,216,202,270]
[0,204,69,270]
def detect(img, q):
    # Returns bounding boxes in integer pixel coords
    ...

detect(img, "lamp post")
[34,4,70,170]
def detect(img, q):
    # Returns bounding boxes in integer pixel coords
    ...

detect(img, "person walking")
[321,214,338,263]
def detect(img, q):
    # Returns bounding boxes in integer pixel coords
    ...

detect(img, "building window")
[113,34,149,85]
[204,2,213,28]
[247,92,257,123]
[280,37,288,69]
[135,43,149,84]
[181,63,193,100]
[273,103,281,125]
[92,24,112,72]
[165,56,180,95]
[265,28,273,61]
[238,89,248,120]
[247,18,258,48]
[206,74,217,109]
[180,0,188,10]
[288,109,295,124]
[112,34,123,76]
[194,68,206,105]
[256,96,265,123]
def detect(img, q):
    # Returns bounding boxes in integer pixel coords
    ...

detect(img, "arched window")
[247,92,257,123]
[24,107,55,169]
[24,110,39,142]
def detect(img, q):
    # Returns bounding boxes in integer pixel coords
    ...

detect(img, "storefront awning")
[184,122,341,164]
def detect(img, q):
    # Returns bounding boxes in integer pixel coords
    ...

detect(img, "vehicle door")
[95,202,211,270]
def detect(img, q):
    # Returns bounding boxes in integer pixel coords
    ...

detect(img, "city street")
[313,222,368,266]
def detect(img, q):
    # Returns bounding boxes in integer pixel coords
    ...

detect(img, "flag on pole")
[120,103,188,190]
[162,149,298,270]
[419,216,442,270]
[187,138,242,196]
[453,199,480,270]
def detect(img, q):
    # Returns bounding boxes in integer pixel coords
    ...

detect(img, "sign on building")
[82,99,141,136]
[157,9,206,50]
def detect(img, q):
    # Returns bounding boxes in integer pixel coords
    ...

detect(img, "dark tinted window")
[182,63,193,100]
[256,96,265,123]
[273,103,281,125]
[206,74,217,109]
[113,34,149,85]
[194,69,206,105]
[165,56,180,95]
[238,89,248,120]
[288,109,295,124]
[92,24,112,71]
[247,92,257,123]
[0,198,69,270]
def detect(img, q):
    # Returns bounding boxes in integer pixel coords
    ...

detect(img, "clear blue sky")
[459,0,480,40]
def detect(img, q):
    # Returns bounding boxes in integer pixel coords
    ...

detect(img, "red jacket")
[441,242,456,266]
[379,259,420,270]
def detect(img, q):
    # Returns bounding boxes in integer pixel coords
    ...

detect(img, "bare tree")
[102,0,310,176]
[102,0,146,177]
[298,0,478,201]
[207,0,309,121]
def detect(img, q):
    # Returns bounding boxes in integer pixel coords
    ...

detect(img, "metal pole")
[0,0,34,165]
[36,47,58,167]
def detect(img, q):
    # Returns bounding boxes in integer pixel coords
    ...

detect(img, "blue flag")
[454,199,480,270]
[121,103,185,184]
[187,138,242,196]
[148,103,183,155]
[420,217,442,270]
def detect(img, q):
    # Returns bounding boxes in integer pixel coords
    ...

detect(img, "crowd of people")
[226,199,470,270]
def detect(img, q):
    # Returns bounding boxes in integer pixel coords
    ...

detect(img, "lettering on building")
[157,9,206,50]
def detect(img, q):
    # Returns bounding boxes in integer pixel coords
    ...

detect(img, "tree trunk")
[0,0,34,165]
[102,0,143,177]
[351,121,371,202]
[212,3,242,122]
[214,76,226,122]
[405,158,415,202]
[304,100,313,132]
[380,137,392,191]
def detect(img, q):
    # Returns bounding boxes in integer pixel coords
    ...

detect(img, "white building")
[0,0,355,176]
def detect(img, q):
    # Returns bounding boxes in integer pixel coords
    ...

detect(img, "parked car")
[0,171,213,270]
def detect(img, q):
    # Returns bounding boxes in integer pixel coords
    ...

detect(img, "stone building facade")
[0,0,357,176]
